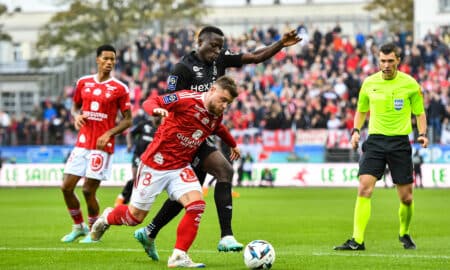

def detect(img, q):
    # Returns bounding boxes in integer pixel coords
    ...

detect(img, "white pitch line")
[0,247,449,260]
[312,252,450,260]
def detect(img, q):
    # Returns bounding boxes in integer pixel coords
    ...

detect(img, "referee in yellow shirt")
[334,42,428,251]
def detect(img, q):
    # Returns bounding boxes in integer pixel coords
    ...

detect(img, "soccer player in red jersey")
[90,76,240,268]
[60,44,132,243]
[136,26,301,258]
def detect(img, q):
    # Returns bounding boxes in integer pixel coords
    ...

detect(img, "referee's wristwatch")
[351,128,360,135]
[419,133,426,137]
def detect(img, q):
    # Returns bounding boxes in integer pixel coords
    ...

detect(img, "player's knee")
[60,185,73,195]
[215,163,234,183]
[186,200,205,225]
[401,196,413,205]
[82,187,95,199]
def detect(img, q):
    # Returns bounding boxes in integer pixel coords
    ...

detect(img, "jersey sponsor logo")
[90,153,104,172]
[190,82,213,92]
[105,84,117,91]
[176,133,203,148]
[79,134,86,143]
[163,93,179,104]
[153,152,164,165]
[180,167,198,183]
[85,88,91,93]
[85,82,95,87]
[394,98,404,111]
[167,75,178,91]
[83,111,108,121]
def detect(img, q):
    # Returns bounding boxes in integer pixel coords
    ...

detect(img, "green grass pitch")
[0,186,449,269]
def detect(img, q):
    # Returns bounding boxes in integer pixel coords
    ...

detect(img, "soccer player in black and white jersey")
[134,26,301,260]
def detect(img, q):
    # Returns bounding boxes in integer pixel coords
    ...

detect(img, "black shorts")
[131,154,141,169]
[192,136,218,170]
[359,135,413,184]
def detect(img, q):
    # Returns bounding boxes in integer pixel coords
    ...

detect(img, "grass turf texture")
[0,187,449,269]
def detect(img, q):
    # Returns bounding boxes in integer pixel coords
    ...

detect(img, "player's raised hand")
[281,29,301,47]
[229,147,241,161]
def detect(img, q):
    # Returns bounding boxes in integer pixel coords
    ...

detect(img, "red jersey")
[141,90,236,170]
[72,74,131,154]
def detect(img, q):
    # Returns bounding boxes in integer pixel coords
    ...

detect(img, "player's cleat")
[78,234,98,243]
[168,252,205,268]
[90,207,113,241]
[60,224,89,243]
[399,234,416,249]
[134,228,160,261]
[334,238,365,250]
[217,235,244,252]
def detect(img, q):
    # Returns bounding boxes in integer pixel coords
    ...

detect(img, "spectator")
[260,168,275,187]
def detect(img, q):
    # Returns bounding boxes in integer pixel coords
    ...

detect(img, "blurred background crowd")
[0,23,449,147]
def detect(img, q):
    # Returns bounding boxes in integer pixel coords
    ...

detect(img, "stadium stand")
[0,24,449,149]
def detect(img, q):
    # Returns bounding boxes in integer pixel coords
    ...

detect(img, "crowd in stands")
[0,23,449,147]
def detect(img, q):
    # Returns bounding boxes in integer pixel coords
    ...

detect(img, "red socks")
[68,208,84,224]
[106,205,140,226]
[175,200,206,251]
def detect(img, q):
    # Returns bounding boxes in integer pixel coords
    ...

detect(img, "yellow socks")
[352,196,371,244]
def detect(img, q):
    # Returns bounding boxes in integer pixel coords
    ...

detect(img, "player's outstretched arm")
[241,29,301,64]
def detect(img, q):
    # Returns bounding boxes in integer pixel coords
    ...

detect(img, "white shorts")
[64,147,113,181]
[130,164,202,211]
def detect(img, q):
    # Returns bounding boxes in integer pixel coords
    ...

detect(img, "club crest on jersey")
[192,130,203,140]
[394,98,404,111]
[167,75,178,91]
[163,93,178,104]
[201,117,210,125]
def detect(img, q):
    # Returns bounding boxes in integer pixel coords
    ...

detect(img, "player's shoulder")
[177,90,203,100]
[109,77,130,92]
[364,71,383,83]
[76,74,96,85]
[161,90,202,105]
[397,71,418,83]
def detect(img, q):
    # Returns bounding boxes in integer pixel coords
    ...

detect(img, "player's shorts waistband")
[368,134,409,139]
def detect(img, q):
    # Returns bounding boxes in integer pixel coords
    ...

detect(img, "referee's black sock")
[147,198,183,239]
[214,182,233,237]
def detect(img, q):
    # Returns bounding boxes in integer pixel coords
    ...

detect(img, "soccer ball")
[243,240,276,269]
